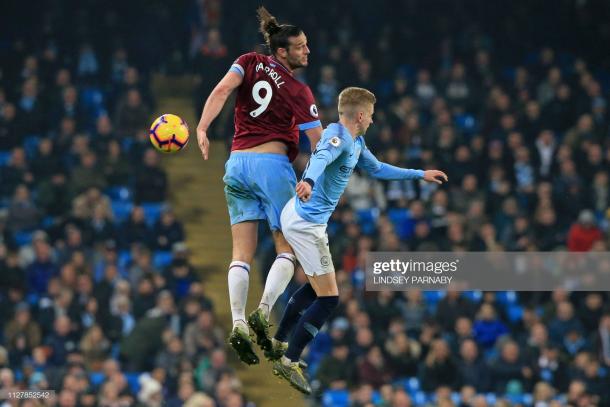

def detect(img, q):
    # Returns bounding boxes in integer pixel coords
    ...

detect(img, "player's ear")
[277,47,287,58]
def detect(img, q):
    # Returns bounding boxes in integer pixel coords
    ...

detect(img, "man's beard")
[287,56,306,70]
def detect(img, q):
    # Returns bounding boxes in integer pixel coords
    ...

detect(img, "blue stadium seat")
[153,251,173,269]
[388,208,408,226]
[13,231,34,247]
[495,291,518,305]
[507,304,524,323]
[356,208,379,224]
[356,208,379,235]
[454,114,478,135]
[41,216,56,229]
[89,372,105,387]
[125,372,141,393]
[371,391,382,404]
[26,293,39,306]
[322,390,349,407]
[23,136,40,159]
[0,151,11,167]
[141,202,165,226]
[406,377,420,392]
[105,186,132,202]
[80,87,104,110]
[413,391,427,405]
[111,201,133,223]
[118,250,132,269]
[462,290,483,303]
[485,393,497,404]
[122,138,134,153]
[423,290,445,304]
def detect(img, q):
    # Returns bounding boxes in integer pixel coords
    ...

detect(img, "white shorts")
[280,197,335,277]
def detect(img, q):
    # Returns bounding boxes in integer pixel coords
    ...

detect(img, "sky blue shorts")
[223,152,296,231]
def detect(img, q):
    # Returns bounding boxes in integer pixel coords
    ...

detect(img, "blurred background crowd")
[2,0,610,406]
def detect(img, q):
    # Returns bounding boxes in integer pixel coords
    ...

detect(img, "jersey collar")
[270,56,293,75]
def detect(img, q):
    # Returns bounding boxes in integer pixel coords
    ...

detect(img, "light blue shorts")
[223,152,297,231]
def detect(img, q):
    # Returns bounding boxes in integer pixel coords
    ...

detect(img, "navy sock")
[274,283,317,342]
[285,295,339,362]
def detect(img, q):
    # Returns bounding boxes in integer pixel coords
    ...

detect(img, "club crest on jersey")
[329,136,341,147]
[255,62,285,88]
[310,104,319,118]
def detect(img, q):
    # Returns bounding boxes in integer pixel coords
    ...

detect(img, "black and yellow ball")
[149,114,189,153]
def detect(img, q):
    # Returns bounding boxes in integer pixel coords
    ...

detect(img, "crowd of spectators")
[209,1,609,406]
[0,1,252,406]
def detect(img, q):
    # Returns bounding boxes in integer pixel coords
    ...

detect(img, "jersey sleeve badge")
[329,136,341,147]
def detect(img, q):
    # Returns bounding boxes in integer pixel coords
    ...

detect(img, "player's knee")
[231,252,254,264]
[271,231,293,254]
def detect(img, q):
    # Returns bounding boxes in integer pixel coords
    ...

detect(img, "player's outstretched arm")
[357,147,448,183]
[196,71,243,160]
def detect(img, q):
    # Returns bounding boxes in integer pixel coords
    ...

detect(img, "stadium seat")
[125,372,141,393]
[89,372,105,387]
[507,304,524,322]
[388,208,408,226]
[0,151,11,167]
[495,291,518,305]
[413,391,427,405]
[141,202,166,226]
[122,138,134,153]
[111,201,134,223]
[406,377,420,392]
[105,186,132,202]
[462,290,483,303]
[356,208,379,235]
[26,293,39,306]
[423,290,445,304]
[153,251,173,269]
[41,216,56,229]
[454,114,478,135]
[23,136,40,159]
[322,390,349,407]
[118,250,132,269]
[13,231,34,247]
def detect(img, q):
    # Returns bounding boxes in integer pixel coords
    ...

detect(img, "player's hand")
[423,170,448,185]
[296,181,312,202]
[197,128,210,160]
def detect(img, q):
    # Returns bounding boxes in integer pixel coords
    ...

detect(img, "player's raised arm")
[357,146,448,184]
[196,71,243,160]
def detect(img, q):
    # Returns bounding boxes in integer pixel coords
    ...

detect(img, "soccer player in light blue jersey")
[269,87,447,393]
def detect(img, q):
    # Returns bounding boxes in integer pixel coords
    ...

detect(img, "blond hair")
[338,87,376,118]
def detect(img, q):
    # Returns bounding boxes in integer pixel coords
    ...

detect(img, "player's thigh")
[254,158,297,232]
[281,201,335,281]
[306,272,338,297]
[230,221,259,264]
[271,230,293,255]
[223,157,266,226]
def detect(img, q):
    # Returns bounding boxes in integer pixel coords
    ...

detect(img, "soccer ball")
[149,114,189,153]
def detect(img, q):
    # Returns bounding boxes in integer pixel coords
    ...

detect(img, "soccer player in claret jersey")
[196,7,322,365]
[270,87,448,394]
